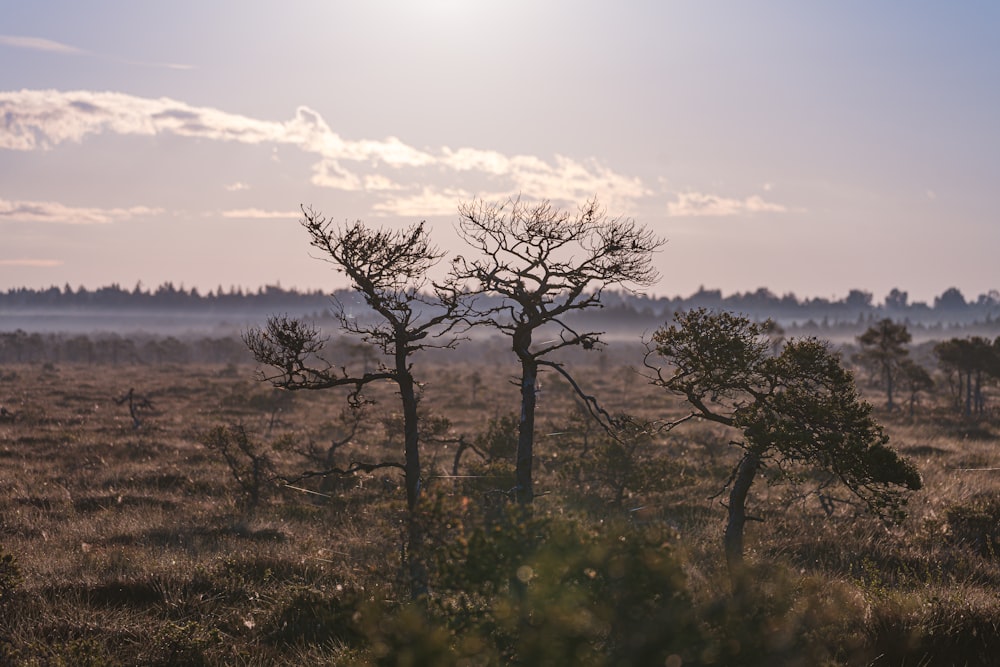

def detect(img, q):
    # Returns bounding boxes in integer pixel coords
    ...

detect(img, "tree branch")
[281,460,406,486]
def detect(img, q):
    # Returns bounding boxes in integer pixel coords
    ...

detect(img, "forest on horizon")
[3,282,1000,332]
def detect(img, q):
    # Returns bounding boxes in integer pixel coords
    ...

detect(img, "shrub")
[557,420,678,509]
[700,563,865,666]
[0,550,19,608]
[944,492,1000,558]
[200,423,276,517]
[425,503,700,665]
[263,587,365,647]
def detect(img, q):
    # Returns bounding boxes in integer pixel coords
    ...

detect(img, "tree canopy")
[856,318,912,411]
[452,197,664,503]
[244,207,468,598]
[648,309,922,581]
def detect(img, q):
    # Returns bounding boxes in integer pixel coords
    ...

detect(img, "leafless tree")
[113,388,153,430]
[201,423,276,520]
[244,206,467,598]
[297,403,369,468]
[451,197,664,504]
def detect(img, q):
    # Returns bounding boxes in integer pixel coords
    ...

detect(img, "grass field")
[0,340,997,665]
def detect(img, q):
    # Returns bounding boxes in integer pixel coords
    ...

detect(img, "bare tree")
[201,423,276,520]
[452,197,664,504]
[244,206,467,597]
[113,388,153,430]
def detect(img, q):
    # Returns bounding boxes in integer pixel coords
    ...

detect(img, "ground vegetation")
[0,337,997,664]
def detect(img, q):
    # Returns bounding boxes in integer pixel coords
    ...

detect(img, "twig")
[283,484,333,498]
[282,460,405,486]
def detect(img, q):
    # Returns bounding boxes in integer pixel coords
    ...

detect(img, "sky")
[1,1,999,305]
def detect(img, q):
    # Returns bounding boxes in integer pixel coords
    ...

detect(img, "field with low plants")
[0,339,998,665]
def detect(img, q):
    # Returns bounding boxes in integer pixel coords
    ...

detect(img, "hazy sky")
[2,1,998,304]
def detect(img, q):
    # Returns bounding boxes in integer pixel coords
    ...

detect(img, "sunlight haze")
[1,1,998,304]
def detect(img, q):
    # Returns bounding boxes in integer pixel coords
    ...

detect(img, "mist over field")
[3,282,1000,341]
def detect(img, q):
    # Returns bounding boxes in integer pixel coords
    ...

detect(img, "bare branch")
[281,460,406,486]
[113,387,153,430]
[451,196,664,504]
[244,315,393,396]
[537,359,619,435]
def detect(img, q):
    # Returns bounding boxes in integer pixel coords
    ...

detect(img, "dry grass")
[0,344,997,665]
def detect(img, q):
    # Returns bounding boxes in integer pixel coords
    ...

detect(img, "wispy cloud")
[224,182,250,192]
[0,35,193,69]
[129,60,194,71]
[0,258,64,267]
[220,208,300,220]
[0,89,649,215]
[0,197,162,224]
[667,191,789,217]
[0,35,83,54]
[372,187,479,217]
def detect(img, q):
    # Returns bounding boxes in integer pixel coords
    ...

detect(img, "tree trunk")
[885,364,894,411]
[516,356,538,505]
[965,371,973,417]
[406,516,428,600]
[398,373,421,512]
[724,450,761,591]
[396,344,427,599]
[955,371,963,412]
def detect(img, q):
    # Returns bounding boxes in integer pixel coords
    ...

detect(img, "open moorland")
[0,338,998,665]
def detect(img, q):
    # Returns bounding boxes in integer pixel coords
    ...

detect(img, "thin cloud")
[440,148,649,212]
[220,208,300,220]
[0,89,649,212]
[0,35,193,69]
[0,35,83,54]
[0,258,64,267]
[0,197,162,224]
[372,187,477,217]
[509,154,650,213]
[364,174,403,191]
[667,191,789,217]
[126,59,195,71]
[224,182,251,192]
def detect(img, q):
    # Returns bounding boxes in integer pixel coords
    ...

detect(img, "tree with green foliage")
[934,336,999,417]
[421,507,698,665]
[934,286,968,311]
[856,318,912,411]
[884,287,909,311]
[452,197,664,504]
[898,358,934,418]
[647,309,922,585]
[244,207,467,598]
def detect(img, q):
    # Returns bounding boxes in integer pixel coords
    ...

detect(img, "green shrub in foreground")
[418,506,698,665]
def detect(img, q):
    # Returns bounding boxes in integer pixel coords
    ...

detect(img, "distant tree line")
[853,318,1000,418]
[0,282,333,310]
[0,330,252,365]
[934,335,1000,417]
[626,285,1000,330]
[4,282,1000,331]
